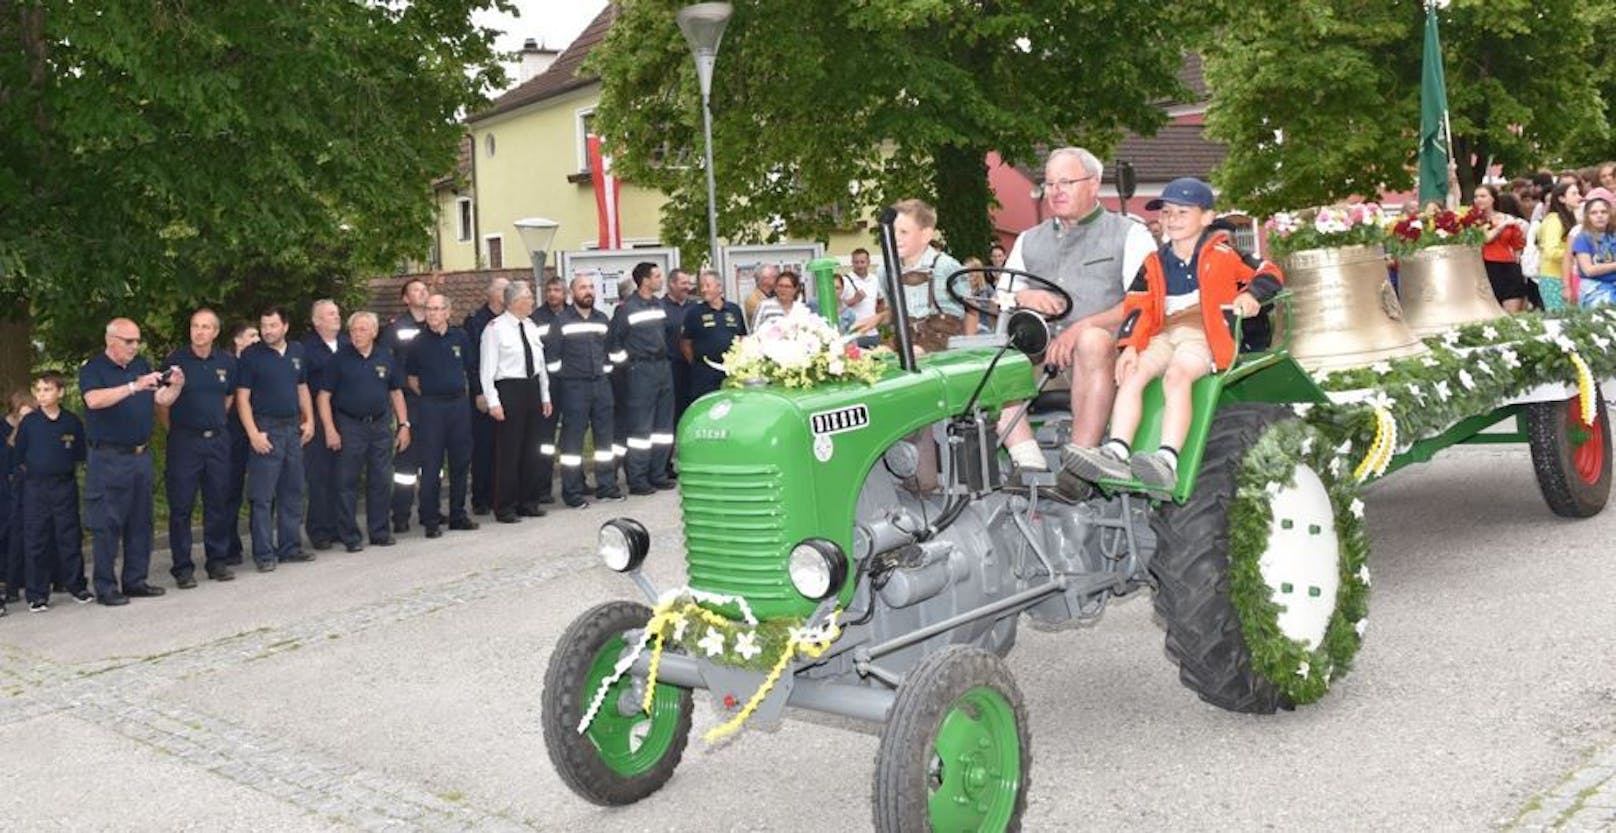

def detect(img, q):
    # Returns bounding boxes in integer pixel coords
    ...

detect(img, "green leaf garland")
[1227,418,1371,704]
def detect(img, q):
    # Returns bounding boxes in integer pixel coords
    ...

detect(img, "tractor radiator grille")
[678,462,793,604]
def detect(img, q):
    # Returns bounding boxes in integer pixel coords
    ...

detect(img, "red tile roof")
[470,6,617,124]
[432,135,474,190]
[1103,121,1227,185]
[366,269,535,324]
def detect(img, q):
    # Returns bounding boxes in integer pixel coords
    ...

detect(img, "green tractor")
[540,212,1610,830]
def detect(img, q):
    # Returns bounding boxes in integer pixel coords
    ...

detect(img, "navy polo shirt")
[682,301,749,364]
[406,326,474,397]
[325,344,401,419]
[237,341,307,420]
[299,331,348,397]
[79,353,156,445]
[164,346,237,431]
[15,408,86,475]
[1160,239,1201,300]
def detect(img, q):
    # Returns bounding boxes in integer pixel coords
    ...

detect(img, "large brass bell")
[1397,244,1506,336]
[1281,244,1429,372]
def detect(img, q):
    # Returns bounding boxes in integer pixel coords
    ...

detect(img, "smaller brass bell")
[1398,244,1507,336]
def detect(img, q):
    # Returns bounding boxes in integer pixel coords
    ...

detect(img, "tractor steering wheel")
[944,266,1073,322]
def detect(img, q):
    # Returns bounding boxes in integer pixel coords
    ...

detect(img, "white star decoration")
[698,629,726,657]
[1355,618,1368,638]
[671,616,689,642]
[1350,498,1365,519]
[1357,565,1372,587]
[734,630,761,661]
[1297,661,1311,678]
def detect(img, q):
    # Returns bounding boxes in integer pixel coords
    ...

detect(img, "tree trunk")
[933,144,993,266]
[0,316,34,399]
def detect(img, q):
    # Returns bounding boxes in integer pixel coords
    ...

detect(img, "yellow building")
[439,7,867,281]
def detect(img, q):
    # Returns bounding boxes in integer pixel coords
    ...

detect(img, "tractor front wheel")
[872,646,1031,833]
[1527,385,1611,518]
[541,600,693,806]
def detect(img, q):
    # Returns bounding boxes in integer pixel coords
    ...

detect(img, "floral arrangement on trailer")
[718,314,888,389]
[1264,203,1390,258]
[1383,204,1490,257]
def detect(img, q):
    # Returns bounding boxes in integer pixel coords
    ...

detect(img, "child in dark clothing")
[1,388,36,615]
[14,372,89,611]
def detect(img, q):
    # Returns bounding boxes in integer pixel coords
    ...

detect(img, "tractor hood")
[675,349,1039,620]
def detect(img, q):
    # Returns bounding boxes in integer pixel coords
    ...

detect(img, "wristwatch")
[398,421,412,430]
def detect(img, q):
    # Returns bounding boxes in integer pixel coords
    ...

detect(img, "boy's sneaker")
[70,588,94,604]
[28,600,48,613]
[1130,451,1178,490]
[1061,444,1130,483]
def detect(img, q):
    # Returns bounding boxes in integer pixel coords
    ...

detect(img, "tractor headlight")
[788,539,847,600]
[599,518,650,572]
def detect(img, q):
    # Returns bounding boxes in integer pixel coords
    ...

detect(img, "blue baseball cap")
[1146,177,1215,210]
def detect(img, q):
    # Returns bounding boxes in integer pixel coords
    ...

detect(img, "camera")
[158,368,175,387]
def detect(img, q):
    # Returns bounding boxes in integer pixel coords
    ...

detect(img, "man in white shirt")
[478,281,553,523]
[842,247,880,322]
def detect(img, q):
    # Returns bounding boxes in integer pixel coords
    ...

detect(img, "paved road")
[1,444,1613,831]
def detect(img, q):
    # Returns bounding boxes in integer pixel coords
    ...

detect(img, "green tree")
[0,0,509,372]
[1203,0,1608,215]
[588,0,1197,268]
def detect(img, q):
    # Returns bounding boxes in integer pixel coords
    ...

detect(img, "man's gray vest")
[1018,210,1137,322]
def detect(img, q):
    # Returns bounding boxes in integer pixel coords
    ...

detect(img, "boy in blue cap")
[14,371,90,611]
[1063,177,1283,489]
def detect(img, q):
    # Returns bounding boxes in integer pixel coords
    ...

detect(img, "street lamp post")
[676,2,733,272]
[513,217,560,288]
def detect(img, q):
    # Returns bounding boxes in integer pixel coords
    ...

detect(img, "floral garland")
[1265,203,1389,259]
[575,585,845,745]
[1301,309,1616,470]
[1227,418,1371,704]
[718,314,888,389]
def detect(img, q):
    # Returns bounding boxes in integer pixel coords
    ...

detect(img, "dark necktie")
[518,320,536,378]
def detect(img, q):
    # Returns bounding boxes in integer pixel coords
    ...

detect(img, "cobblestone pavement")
[2,445,1614,831]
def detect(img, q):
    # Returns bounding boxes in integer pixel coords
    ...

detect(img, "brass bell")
[1280,244,1430,372]
[1396,244,1507,336]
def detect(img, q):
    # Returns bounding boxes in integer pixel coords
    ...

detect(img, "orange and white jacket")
[1117,229,1284,370]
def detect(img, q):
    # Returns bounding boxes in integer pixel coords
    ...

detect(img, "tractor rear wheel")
[541,600,693,806]
[873,646,1031,833]
[1150,403,1368,714]
[1527,385,1611,518]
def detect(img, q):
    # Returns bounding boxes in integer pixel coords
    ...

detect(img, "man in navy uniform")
[80,317,185,605]
[159,308,238,586]
[299,299,347,550]
[554,274,624,509]
[682,269,749,401]
[610,262,677,495]
[318,312,410,551]
[236,306,315,572]
[408,294,478,538]
[529,276,569,504]
[381,278,429,533]
[662,268,698,425]
[462,276,508,515]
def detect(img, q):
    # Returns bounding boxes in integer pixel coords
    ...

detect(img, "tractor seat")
[1028,389,1070,417]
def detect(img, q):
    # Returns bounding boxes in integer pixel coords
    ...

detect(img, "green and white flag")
[1417,1,1451,206]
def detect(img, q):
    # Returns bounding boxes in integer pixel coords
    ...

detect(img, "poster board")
[720,243,826,307]
[559,248,681,314]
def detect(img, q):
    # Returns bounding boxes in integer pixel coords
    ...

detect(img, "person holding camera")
[80,317,186,606]
[158,308,238,587]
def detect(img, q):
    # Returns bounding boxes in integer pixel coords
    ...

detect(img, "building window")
[455,197,473,242]
[575,107,597,173]
[485,234,503,269]
[484,133,496,158]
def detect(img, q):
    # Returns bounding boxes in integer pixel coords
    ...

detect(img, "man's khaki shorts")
[1139,320,1214,372]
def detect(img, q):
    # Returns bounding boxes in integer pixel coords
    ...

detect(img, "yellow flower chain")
[641,602,732,713]
[1568,350,1596,426]
[1352,406,1397,482]
[702,610,843,745]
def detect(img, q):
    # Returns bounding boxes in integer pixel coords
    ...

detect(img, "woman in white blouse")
[750,270,815,331]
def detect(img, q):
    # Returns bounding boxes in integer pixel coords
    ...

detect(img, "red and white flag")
[587,134,622,250]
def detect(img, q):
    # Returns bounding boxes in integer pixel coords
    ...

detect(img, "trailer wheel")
[1527,386,1611,518]
[1150,404,1370,714]
[873,646,1031,833]
[542,600,692,806]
